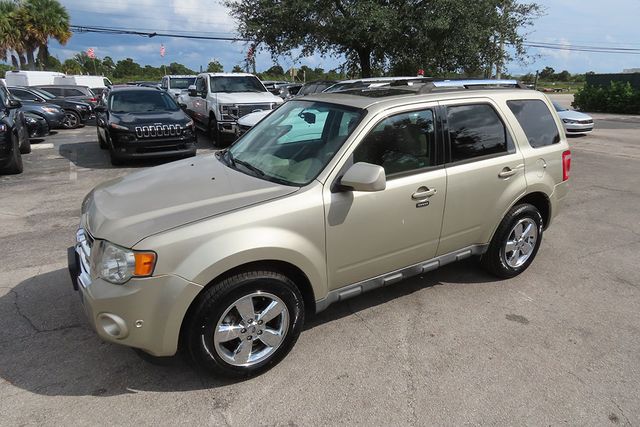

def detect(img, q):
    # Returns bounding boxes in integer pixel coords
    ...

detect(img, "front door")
[324,107,447,289]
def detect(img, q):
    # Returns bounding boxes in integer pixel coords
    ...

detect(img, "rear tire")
[19,134,31,154]
[1,134,24,174]
[184,269,305,378]
[63,110,81,129]
[481,203,543,278]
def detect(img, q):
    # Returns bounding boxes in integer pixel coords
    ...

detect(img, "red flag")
[87,47,95,59]
[160,44,166,57]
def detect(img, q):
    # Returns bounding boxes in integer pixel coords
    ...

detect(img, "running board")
[315,244,488,313]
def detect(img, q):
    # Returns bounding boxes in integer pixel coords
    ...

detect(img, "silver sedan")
[553,102,594,135]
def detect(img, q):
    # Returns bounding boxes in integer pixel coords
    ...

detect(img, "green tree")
[17,0,71,70]
[0,1,26,69]
[539,66,555,80]
[265,64,284,75]
[232,64,243,73]
[225,0,541,78]
[166,62,195,75]
[102,56,115,75]
[207,60,224,73]
[113,58,142,78]
[556,70,571,82]
[62,58,82,74]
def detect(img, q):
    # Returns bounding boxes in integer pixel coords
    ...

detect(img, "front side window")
[227,100,364,185]
[10,89,39,101]
[354,109,436,176]
[508,100,561,148]
[43,87,63,96]
[195,77,206,94]
[447,104,508,163]
[210,76,266,93]
[109,91,179,113]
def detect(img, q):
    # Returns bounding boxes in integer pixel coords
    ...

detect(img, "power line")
[70,25,250,42]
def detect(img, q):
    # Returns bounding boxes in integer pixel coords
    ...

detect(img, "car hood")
[111,110,189,125]
[557,109,592,121]
[215,91,283,105]
[84,154,298,247]
[237,110,273,127]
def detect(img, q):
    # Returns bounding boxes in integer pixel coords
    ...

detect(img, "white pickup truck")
[183,72,283,146]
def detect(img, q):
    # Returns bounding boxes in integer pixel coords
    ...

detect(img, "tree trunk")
[38,44,49,70]
[11,54,20,70]
[19,54,27,70]
[26,49,36,71]
[357,48,372,78]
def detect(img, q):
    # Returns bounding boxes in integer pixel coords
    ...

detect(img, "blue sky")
[39,0,640,75]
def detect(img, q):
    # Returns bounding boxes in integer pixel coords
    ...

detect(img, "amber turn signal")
[134,252,156,276]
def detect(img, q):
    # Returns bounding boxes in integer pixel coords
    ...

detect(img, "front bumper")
[111,134,197,160]
[68,244,203,356]
[564,122,593,134]
[44,111,66,129]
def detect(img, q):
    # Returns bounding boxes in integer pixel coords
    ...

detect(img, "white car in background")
[553,102,594,135]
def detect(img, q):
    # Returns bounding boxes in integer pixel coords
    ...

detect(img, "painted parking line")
[31,143,54,150]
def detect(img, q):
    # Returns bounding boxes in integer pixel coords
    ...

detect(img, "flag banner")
[160,44,166,57]
[87,47,95,59]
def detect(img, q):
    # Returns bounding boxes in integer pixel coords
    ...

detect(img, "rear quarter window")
[507,100,560,148]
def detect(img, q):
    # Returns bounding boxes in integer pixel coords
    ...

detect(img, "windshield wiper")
[234,157,265,177]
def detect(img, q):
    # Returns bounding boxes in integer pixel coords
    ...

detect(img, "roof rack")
[417,79,529,94]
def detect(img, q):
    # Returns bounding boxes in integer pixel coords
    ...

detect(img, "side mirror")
[7,99,22,109]
[188,85,197,97]
[94,105,106,113]
[339,162,386,192]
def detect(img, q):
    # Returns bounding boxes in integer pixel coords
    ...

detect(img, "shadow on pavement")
[0,259,494,396]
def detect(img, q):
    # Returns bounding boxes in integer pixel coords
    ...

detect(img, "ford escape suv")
[68,79,571,378]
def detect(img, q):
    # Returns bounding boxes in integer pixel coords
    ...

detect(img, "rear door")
[437,100,527,256]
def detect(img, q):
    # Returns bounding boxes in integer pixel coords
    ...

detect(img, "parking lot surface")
[1,102,639,425]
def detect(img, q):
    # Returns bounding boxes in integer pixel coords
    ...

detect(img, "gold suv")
[68,80,571,377]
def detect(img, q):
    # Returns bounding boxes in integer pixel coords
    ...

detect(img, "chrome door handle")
[498,167,517,178]
[412,188,437,200]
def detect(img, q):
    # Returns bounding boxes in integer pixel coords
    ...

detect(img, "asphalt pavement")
[1,104,639,425]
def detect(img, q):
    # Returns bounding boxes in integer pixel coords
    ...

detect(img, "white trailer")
[4,70,65,86]
[54,75,112,89]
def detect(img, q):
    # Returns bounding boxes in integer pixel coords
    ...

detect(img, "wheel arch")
[178,259,316,350]
[515,191,551,229]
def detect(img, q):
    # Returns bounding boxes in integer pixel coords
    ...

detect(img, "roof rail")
[417,79,529,94]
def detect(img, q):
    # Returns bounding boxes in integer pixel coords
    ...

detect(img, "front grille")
[134,124,183,138]
[579,119,593,124]
[237,104,272,118]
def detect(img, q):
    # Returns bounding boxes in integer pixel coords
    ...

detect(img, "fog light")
[97,313,129,339]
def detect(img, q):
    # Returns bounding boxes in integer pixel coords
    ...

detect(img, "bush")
[573,81,640,114]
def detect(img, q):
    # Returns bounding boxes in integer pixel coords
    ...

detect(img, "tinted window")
[508,100,561,148]
[447,104,508,162]
[354,109,436,176]
[43,87,63,96]
[169,77,195,89]
[109,90,179,113]
[65,88,86,96]
[11,89,40,101]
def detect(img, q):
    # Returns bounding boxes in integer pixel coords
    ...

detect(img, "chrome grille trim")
[134,124,183,139]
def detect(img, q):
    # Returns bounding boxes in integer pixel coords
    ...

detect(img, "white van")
[54,75,112,89]
[4,70,65,87]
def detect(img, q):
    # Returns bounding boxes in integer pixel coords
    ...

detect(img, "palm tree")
[0,0,27,69]
[17,0,71,70]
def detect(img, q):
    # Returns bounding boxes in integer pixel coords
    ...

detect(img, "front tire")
[19,134,31,154]
[208,117,223,147]
[481,203,543,279]
[1,134,23,174]
[184,270,305,378]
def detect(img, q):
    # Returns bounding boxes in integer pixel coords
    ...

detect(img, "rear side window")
[507,100,560,148]
[44,87,63,96]
[447,104,508,163]
[65,88,86,96]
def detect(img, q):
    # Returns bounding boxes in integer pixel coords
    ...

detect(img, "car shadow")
[0,259,495,396]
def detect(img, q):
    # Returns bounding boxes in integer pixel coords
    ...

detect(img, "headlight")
[0,124,7,132]
[26,116,37,124]
[563,119,578,124]
[93,240,156,284]
[42,106,60,113]
[110,123,129,131]
[219,104,239,120]
[185,119,194,128]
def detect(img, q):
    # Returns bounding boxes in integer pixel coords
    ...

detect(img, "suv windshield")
[109,90,179,113]
[210,76,266,93]
[226,100,364,186]
[170,77,195,89]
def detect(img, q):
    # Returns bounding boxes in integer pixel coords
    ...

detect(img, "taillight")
[89,97,97,103]
[562,150,571,181]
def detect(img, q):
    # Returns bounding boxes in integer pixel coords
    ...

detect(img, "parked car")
[33,85,98,107]
[160,75,196,99]
[261,80,289,91]
[552,102,594,135]
[95,86,196,165]
[5,88,65,130]
[296,80,337,97]
[69,79,570,378]
[0,85,29,174]
[24,112,49,139]
[8,87,92,129]
[270,83,303,99]
[183,72,283,146]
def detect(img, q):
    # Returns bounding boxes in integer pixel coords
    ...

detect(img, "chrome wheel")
[213,292,289,367]
[504,218,538,268]
[63,111,79,129]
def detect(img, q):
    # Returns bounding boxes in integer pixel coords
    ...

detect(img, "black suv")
[0,85,30,174]
[96,86,196,165]
[33,85,98,107]
[9,87,92,129]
